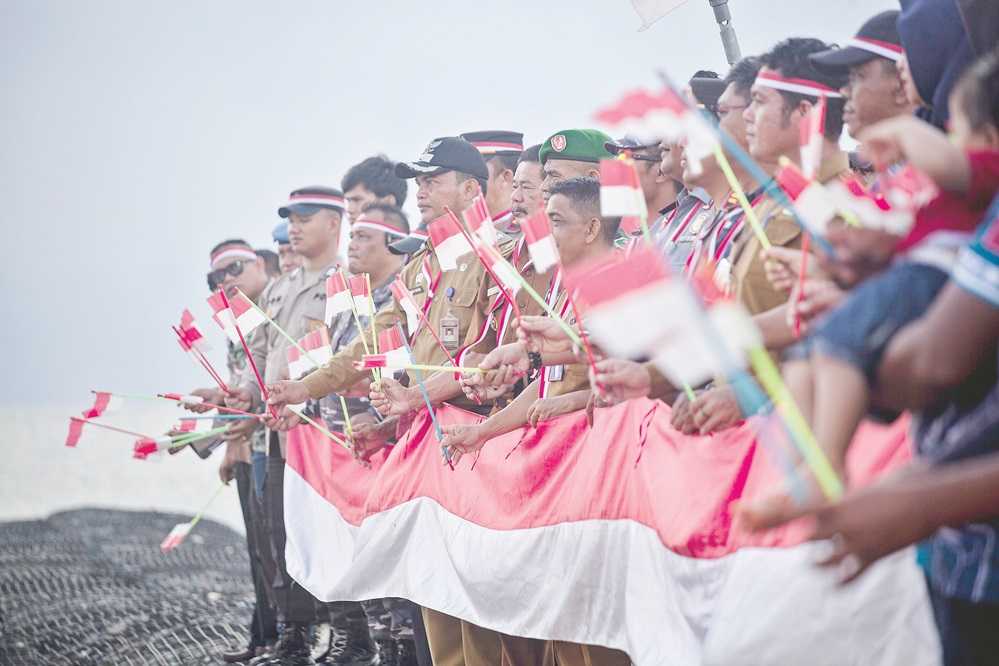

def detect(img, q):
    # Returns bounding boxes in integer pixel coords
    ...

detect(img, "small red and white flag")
[826,176,914,235]
[600,159,648,218]
[799,95,827,181]
[160,522,192,552]
[879,164,939,212]
[348,275,374,317]
[462,194,498,247]
[178,309,211,353]
[325,274,353,324]
[82,391,123,419]
[374,325,412,375]
[565,249,757,386]
[65,417,98,447]
[175,417,214,435]
[479,243,522,296]
[287,345,306,379]
[159,392,206,406]
[389,277,421,336]
[775,160,838,236]
[428,213,473,271]
[207,290,265,343]
[133,435,174,460]
[522,209,559,274]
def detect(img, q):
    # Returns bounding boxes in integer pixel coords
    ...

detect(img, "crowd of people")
[173,2,999,664]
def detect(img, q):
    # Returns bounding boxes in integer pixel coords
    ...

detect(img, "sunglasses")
[207,259,248,291]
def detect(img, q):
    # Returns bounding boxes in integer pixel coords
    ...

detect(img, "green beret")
[539,128,614,166]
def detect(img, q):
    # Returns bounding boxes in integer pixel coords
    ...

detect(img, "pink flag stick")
[172,325,229,392]
[69,416,154,441]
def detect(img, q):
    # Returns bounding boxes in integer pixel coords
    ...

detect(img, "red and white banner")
[283,403,937,665]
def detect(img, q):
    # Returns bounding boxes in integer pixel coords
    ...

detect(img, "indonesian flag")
[826,176,915,235]
[349,275,373,317]
[593,85,716,173]
[462,194,498,247]
[65,417,96,447]
[600,158,648,218]
[287,345,306,380]
[775,160,838,236]
[81,391,122,419]
[799,95,826,181]
[372,325,412,376]
[178,309,211,353]
[428,213,473,271]
[160,522,192,553]
[325,274,352,325]
[175,417,214,435]
[300,327,333,371]
[159,392,206,406]
[478,243,522,296]
[879,164,939,212]
[282,401,933,666]
[522,209,559,274]
[566,249,755,386]
[207,290,265,343]
[390,277,421,336]
[133,435,174,460]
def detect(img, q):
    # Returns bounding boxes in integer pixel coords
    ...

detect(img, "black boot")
[319,615,379,666]
[249,623,315,666]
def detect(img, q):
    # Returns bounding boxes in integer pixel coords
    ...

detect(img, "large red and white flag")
[348,275,373,317]
[389,277,421,336]
[600,159,648,218]
[428,213,474,271]
[462,194,498,247]
[178,309,211,353]
[774,161,838,236]
[283,403,935,666]
[522,209,559,274]
[325,274,353,324]
[207,290,265,342]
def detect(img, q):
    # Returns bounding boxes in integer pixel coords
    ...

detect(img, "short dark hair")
[255,249,280,277]
[548,177,620,244]
[361,201,410,243]
[341,155,408,207]
[953,47,999,133]
[724,56,763,99]
[209,238,252,257]
[487,153,520,174]
[453,170,489,196]
[518,144,542,167]
[759,38,847,140]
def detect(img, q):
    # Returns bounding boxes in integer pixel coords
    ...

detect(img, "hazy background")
[1,0,894,525]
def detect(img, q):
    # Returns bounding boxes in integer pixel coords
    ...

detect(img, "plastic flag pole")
[218,289,275,419]
[713,145,772,251]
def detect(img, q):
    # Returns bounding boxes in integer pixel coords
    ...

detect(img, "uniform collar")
[817,149,852,184]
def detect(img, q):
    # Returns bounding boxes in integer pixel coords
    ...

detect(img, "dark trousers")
[266,434,368,628]
[928,577,999,666]
[235,461,279,646]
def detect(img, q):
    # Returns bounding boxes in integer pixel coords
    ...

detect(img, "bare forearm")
[755,304,797,351]
[479,380,540,439]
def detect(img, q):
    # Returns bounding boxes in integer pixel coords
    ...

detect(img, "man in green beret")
[539,128,613,200]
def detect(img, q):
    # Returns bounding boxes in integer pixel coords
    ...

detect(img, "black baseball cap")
[387,228,429,256]
[689,70,725,116]
[810,11,903,74]
[395,137,489,181]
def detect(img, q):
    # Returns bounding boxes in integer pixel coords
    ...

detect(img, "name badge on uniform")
[689,210,712,236]
[548,365,565,382]
[440,309,459,350]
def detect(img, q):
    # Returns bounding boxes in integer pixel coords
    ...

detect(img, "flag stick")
[175,414,254,420]
[70,417,153,440]
[712,145,772,251]
[172,325,229,392]
[748,347,844,500]
[408,360,448,464]
[334,272,372,356]
[398,363,484,374]
[290,408,350,449]
[186,482,228,531]
[157,394,262,419]
[168,425,231,449]
[217,289,275,418]
[445,207,522,320]
[792,233,811,338]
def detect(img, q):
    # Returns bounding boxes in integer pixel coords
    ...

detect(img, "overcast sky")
[2,0,895,405]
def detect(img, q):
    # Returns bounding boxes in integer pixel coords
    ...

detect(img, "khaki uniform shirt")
[302,239,516,411]
[541,285,590,399]
[728,150,851,316]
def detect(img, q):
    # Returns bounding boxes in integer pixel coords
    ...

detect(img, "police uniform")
[243,186,376,666]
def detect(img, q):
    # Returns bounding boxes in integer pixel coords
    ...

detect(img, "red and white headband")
[352,217,407,237]
[472,141,525,155]
[756,69,843,98]
[846,37,904,63]
[210,247,257,270]
[285,191,345,208]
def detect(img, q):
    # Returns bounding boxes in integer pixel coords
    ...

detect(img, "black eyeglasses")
[207,260,248,291]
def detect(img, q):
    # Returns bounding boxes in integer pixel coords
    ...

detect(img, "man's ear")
[585,217,602,244]
[796,98,814,120]
[462,177,482,201]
